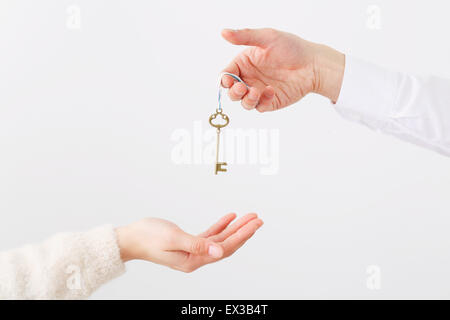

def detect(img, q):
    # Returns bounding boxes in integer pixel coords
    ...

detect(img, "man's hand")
[115,213,263,273]
[221,28,345,112]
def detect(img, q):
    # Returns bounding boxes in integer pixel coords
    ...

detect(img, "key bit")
[215,162,227,175]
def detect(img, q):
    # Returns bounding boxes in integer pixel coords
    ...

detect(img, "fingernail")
[224,28,237,33]
[208,245,222,258]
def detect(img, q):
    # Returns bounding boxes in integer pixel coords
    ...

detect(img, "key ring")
[217,73,249,112]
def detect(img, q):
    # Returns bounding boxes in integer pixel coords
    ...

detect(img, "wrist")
[115,226,135,262]
[313,44,345,103]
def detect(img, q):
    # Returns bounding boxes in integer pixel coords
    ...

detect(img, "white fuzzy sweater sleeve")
[0,225,126,299]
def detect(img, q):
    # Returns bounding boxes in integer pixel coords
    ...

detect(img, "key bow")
[209,109,229,129]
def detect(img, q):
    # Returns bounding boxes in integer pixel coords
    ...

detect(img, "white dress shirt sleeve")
[335,55,450,156]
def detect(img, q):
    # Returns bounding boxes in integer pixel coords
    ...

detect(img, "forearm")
[0,225,125,299]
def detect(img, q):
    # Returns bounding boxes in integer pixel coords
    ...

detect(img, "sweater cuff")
[77,225,126,296]
[334,55,399,130]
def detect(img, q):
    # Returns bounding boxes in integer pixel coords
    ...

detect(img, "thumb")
[177,231,224,258]
[221,28,276,48]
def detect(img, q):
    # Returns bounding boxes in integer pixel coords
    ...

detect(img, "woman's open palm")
[117,213,263,273]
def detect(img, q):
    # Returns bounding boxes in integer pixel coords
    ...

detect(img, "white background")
[1,0,450,299]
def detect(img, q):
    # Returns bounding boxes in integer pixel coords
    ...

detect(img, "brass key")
[209,109,229,174]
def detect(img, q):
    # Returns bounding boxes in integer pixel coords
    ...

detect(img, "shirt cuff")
[334,55,400,130]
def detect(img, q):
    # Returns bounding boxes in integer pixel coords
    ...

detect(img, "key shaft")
[215,128,227,174]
